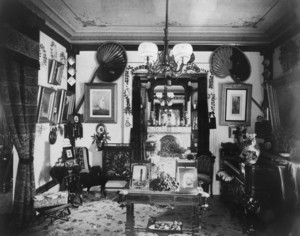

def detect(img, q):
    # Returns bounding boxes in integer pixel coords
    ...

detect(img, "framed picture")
[37,86,56,123]
[177,166,198,193]
[84,83,117,123]
[50,89,64,124]
[59,90,75,123]
[62,147,75,161]
[130,163,150,190]
[220,83,252,126]
[228,126,238,138]
[48,59,64,85]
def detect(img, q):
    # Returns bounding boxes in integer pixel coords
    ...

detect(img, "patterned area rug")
[19,191,243,236]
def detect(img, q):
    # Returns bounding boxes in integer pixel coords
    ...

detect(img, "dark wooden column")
[197,75,210,154]
[131,75,143,160]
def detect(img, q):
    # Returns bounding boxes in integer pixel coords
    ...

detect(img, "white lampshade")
[138,42,158,63]
[156,92,163,99]
[167,92,174,98]
[172,43,193,64]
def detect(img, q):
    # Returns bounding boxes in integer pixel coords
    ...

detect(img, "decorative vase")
[240,145,260,165]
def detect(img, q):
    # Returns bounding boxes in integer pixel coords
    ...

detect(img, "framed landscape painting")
[220,83,252,126]
[37,86,56,123]
[84,83,117,123]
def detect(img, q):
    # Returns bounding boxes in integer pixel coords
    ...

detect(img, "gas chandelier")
[138,0,194,78]
[155,85,175,107]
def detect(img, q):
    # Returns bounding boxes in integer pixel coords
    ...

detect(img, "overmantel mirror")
[147,78,192,126]
[130,73,207,161]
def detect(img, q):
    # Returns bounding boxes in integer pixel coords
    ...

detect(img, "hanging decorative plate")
[96,123,107,135]
[49,127,57,145]
[210,46,251,82]
[96,42,128,82]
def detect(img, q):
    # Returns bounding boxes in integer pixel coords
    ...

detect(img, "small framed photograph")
[62,147,75,161]
[177,167,198,193]
[130,163,150,190]
[220,83,252,126]
[37,86,56,123]
[84,83,117,123]
[228,126,238,138]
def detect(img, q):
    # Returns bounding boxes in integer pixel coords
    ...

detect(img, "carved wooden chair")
[196,153,216,196]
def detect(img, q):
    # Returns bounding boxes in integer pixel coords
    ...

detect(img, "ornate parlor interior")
[0,0,300,235]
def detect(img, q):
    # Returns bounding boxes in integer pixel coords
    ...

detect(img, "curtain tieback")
[19,157,34,164]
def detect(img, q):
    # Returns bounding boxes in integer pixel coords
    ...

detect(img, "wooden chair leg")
[210,183,214,198]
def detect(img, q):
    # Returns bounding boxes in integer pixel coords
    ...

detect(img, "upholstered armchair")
[196,153,216,196]
[276,163,300,235]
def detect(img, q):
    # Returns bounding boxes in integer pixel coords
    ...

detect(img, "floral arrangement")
[150,171,179,191]
[91,123,111,150]
[239,133,260,165]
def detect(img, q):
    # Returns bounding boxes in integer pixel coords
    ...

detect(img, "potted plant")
[91,123,111,151]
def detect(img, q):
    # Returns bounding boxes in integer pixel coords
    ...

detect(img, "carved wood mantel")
[147,126,191,152]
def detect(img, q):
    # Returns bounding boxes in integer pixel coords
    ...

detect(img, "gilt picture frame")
[50,89,63,124]
[177,166,198,193]
[220,83,252,126]
[37,86,56,123]
[84,83,117,123]
[130,163,150,190]
[59,90,75,124]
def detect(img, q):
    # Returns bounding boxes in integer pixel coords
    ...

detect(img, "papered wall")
[34,32,68,187]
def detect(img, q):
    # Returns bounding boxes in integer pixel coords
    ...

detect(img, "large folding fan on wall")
[96,42,128,82]
[210,45,251,82]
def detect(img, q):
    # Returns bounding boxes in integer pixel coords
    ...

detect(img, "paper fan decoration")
[210,46,251,82]
[96,42,128,82]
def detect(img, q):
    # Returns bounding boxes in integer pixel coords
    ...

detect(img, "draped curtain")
[197,75,210,154]
[0,49,39,227]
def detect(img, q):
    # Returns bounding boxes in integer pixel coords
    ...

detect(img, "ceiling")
[21,0,300,46]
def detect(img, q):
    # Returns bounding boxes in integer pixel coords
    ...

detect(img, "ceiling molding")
[20,0,299,48]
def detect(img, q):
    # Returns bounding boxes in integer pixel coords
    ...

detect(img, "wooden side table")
[119,190,205,235]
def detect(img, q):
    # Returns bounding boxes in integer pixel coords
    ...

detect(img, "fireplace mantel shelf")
[147,126,191,134]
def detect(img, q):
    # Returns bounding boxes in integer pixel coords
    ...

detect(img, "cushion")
[197,173,211,183]
[105,180,128,190]
[33,191,68,209]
